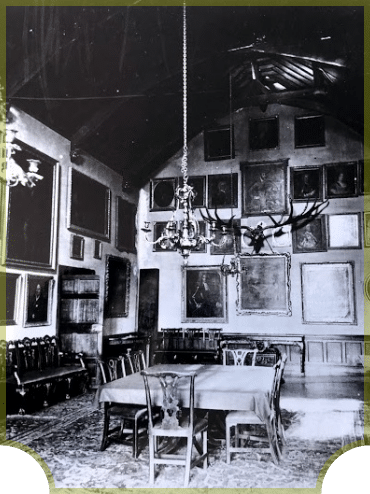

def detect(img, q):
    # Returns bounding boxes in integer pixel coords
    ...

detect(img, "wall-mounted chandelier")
[142,5,224,260]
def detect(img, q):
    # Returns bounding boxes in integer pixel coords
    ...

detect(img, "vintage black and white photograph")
[3,4,365,492]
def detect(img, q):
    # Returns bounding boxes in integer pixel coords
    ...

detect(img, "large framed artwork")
[290,166,323,201]
[6,140,59,269]
[116,197,137,253]
[294,115,325,148]
[68,168,111,241]
[182,265,227,323]
[208,173,238,209]
[204,125,234,161]
[104,255,130,318]
[150,178,177,211]
[325,161,358,198]
[0,272,22,325]
[237,253,292,316]
[24,274,54,327]
[301,262,356,324]
[292,216,327,254]
[327,213,361,249]
[249,116,279,150]
[241,160,288,215]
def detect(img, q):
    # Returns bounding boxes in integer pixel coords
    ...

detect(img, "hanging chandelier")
[142,5,224,260]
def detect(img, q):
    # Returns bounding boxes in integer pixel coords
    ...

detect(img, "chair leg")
[226,423,231,464]
[184,436,192,487]
[100,409,110,451]
[203,430,208,469]
[133,418,138,459]
[149,434,155,485]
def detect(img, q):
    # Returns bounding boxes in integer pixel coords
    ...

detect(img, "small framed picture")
[179,176,206,208]
[208,173,238,209]
[294,115,325,148]
[0,272,22,325]
[291,166,323,201]
[153,222,177,252]
[292,216,327,253]
[24,274,54,327]
[249,116,279,150]
[327,213,361,249]
[70,234,84,260]
[364,212,370,248]
[94,240,102,259]
[204,125,234,161]
[325,162,358,198]
[150,178,177,211]
[210,220,241,255]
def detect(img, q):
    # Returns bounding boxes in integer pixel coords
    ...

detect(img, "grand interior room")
[1,4,368,490]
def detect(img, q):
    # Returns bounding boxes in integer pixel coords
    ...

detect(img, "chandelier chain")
[181,3,188,185]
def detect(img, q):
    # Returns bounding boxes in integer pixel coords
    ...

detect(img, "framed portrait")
[180,220,207,253]
[294,115,325,148]
[210,220,241,255]
[241,160,288,215]
[6,140,59,270]
[365,212,370,248]
[237,253,292,316]
[116,197,137,253]
[104,255,130,318]
[70,234,84,260]
[0,272,22,325]
[94,240,102,260]
[204,125,234,161]
[153,222,177,252]
[150,178,177,211]
[24,274,54,327]
[325,161,358,198]
[180,176,206,208]
[291,166,323,201]
[182,265,227,323]
[327,213,361,249]
[301,262,356,324]
[249,116,279,150]
[292,216,327,254]
[68,168,111,241]
[208,173,238,209]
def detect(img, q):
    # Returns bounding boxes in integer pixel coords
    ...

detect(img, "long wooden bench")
[4,335,89,414]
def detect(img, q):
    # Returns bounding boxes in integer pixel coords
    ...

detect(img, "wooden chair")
[98,355,148,458]
[141,369,208,487]
[225,354,287,465]
[222,347,258,366]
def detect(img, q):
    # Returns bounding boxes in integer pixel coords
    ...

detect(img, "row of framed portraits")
[150,159,363,213]
[204,115,326,161]
[3,139,136,271]
[2,272,54,328]
[152,212,363,254]
[182,259,356,325]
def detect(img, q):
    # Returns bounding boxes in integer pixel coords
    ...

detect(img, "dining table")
[94,363,276,424]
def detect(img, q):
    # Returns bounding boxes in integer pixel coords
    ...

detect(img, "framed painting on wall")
[208,173,238,209]
[241,160,288,215]
[116,197,137,253]
[0,272,22,325]
[6,140,59,270]
[327,213,361,249]
[236,253,292,316]
[180,220,207,253]
[292,216,327,253]
[150,178,177,211]
[210,220,240,255]
[182,265,227,323]
[325,161,358,198]
[153,222,177,252]
[301,262,356,324]
[249,116,279,150]
[24,274,54,327]
[290,166,323,201]
[204,125,234,161]
[365,212,370,248]
[104,255,130,318]
[180,176,206,208]
[70,234,84,260]
[294,115,325,148]
[68,168,111,241]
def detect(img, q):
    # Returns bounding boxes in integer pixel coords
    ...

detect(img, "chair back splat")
[222,348,258,366]
[141,369,208,487]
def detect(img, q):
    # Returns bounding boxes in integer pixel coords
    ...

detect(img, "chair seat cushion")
[226,410,263,426]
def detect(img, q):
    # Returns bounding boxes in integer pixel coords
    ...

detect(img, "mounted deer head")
[201,197,329,254]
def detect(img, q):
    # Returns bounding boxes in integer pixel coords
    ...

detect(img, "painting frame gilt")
[237,253,292,316]
[0,272,22,325]
[301,262,356,324]
[208,173,238,209]
[204,125,234,161]
[24,274,54,328]
[249,116,279,150]
[182,265,227,323]
[150,178,177,211]
[291,166,323,201]
[241,160,288,216]
[6,140,59,270]
[104,255,130,318]
[68,167,111,242]
[292,216,327,254]
[325,161,358,198]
